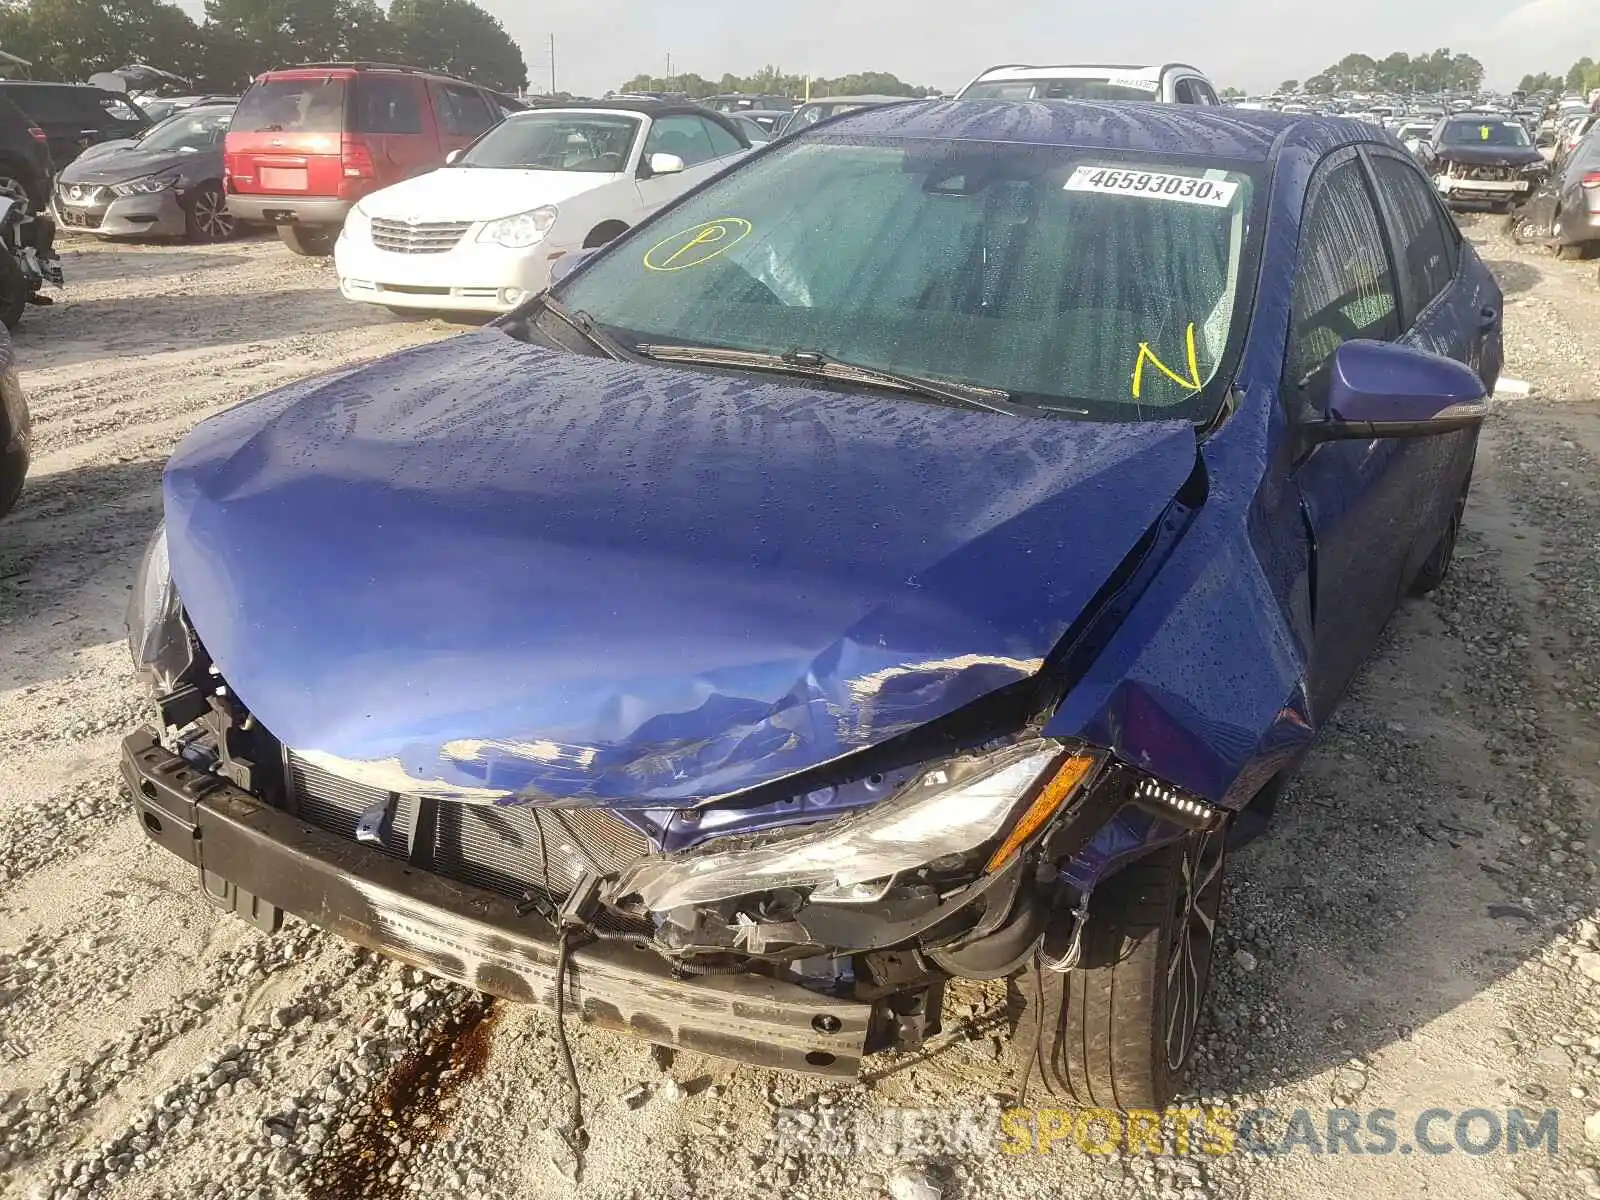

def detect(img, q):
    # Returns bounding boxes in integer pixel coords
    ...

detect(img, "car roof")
[812,98,1382,164]
[798,95,912,105]
[506,100,727,119]
[0,81,116,92]
[973,63,1207,83]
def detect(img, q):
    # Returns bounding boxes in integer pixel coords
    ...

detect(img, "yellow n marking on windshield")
[1132,323,1203,400]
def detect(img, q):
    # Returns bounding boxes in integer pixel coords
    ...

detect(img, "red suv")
[224,62,512,256]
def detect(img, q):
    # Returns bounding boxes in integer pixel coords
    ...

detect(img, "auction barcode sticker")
[1065,166,1239,207]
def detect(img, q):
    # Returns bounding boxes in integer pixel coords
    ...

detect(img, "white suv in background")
[334,101,751,316]
[958,63,1220,105]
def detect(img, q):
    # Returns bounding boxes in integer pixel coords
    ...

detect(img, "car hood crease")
[162,330,1200,807]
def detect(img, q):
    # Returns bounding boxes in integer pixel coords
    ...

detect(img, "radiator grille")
[284,753,649,902]
[1460,164,1514,182]
[369,218,471,254]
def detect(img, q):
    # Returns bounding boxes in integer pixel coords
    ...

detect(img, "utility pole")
[666,51,672,90]
[549,34,556,95]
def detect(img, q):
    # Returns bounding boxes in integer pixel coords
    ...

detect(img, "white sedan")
[335,102,753,315]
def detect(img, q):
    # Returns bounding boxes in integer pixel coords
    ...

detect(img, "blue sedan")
[124,100,1497,1110]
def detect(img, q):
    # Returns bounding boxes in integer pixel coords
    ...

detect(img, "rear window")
[233,77,348,134]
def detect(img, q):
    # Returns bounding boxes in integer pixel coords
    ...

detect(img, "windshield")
[557,137,1258,421]
[459,112,639,171]
[963,78,1161,102]
[234,78,346,134]
[1441,120,1531,147]
[139,107,233,152]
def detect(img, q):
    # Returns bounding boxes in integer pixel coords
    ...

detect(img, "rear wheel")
[277,225,336,256]
[184,183,236,243]
[1013,825,1226,1111]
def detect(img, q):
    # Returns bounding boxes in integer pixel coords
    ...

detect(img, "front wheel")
[1013,824,1226,1111]
[0,249,29,330]
[278,225,336,256]
[185,183,236,243]
[1411,473,1471,596]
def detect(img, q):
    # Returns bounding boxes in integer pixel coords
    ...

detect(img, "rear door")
[351,73,435,190]
[226,72,350,199]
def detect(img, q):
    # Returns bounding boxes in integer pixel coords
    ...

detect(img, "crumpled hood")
[163,330,1199,807]
[59,145,210,186]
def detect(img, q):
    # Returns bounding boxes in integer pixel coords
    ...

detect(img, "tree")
[615,65,933,101]
[1518,71,1563,93]
[1219,86,1244,99]
[0,0,204,83]
[202,0,391,69]
[1568,57,1596,92]
[1277,79,1298,93]
[389,0,525,91]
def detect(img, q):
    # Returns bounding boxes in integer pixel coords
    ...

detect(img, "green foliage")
[388,0,525,91]
[1296,48,1484,95]
[0,0,526,93]
[617,65,935,101]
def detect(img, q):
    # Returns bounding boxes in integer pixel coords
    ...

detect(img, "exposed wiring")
[553,929,589,1178]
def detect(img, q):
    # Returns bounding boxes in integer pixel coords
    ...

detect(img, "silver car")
[51,104,236,242]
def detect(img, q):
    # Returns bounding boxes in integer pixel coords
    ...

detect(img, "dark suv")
[0,82,150,174]
[0,92,53,213]
[225,62,507,256]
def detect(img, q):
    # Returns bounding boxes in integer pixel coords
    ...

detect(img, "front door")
[1286,150,1418,719]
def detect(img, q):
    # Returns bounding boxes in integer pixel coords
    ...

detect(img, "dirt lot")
[2,222,1599,1200]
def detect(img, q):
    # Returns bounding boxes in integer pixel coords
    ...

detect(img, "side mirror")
[549,247,596,285]
[445,148,463,165]
[643,152,685,178]
[1307,340,1488,445]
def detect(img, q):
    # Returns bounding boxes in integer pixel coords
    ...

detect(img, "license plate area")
[259,167,308,191]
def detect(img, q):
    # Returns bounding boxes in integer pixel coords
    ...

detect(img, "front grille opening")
[284,751,651,907]
[370,218,472,254]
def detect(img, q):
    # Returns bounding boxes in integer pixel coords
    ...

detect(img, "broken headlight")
[610,740,1102,913]
[127,523,195,693]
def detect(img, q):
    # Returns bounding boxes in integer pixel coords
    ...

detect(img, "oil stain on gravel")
[312,996,499,1198]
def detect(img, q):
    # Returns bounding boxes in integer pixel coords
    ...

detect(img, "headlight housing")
[127,524,195,694]
[111,172,179,197]
[611,741,1102,912]
[342,203,372,240]
[477,205,557,249]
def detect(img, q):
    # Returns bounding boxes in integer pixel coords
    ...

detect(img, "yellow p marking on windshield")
[1131,323,1203,400]
[643,218,753,271]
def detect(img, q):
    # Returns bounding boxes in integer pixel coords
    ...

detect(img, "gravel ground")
[2,221,1599,1200]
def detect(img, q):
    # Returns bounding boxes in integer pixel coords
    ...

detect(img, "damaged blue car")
[124,100,1498,1110]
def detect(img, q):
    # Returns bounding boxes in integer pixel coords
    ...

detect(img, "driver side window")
[1285,158,1401,415]
[644,115,716,166]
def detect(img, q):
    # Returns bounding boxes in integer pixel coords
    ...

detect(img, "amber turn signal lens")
[984,752,1097,873]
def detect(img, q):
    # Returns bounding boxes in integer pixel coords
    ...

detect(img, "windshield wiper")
[632,344,1017,416]
[537,294,634,361]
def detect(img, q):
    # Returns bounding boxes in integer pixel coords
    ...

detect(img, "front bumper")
[335,230,566,313]
[52,189,188,238]
[1433,175,1533,203]
[120,727,873,1075]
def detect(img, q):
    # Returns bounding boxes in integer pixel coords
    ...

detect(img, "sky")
[174,0,1598,97]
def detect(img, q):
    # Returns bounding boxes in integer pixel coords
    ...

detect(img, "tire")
[0,250,29,330]
[583,221,628,249]
[1489,201,1513,216]
[277,225,336,256]
[1013,825,1226,1111]
[184,183,236,243]
[1556,243,1589,261]
[1510,216,1545,246]
[1410,473,1470,596]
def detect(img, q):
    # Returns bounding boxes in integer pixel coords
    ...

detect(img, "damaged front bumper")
[120,727,878,1075]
